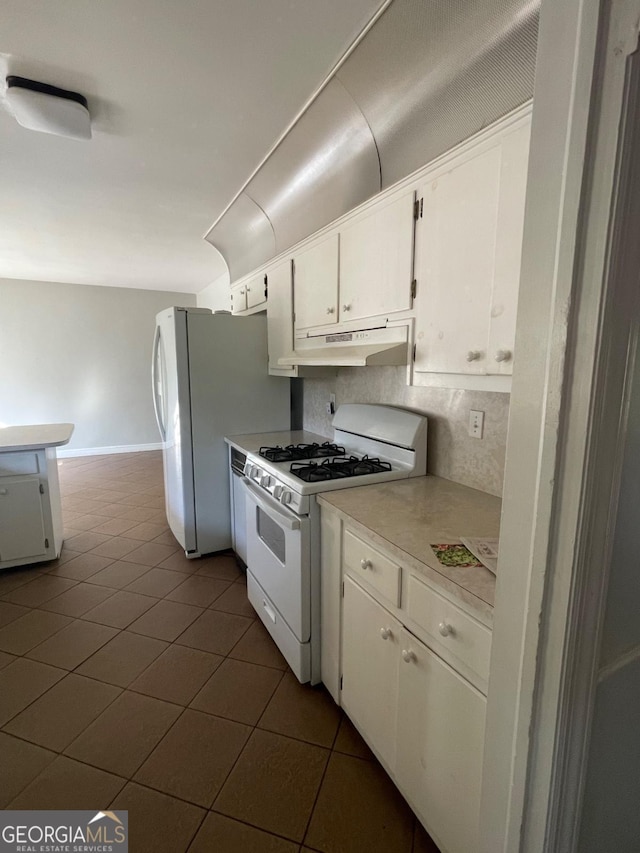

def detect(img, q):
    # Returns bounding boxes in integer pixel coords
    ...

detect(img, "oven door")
[244,478,310,642]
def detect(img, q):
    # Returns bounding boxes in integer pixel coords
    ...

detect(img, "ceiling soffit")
[206,0,540,282]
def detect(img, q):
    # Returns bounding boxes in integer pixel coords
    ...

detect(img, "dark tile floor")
[0,451,439,852]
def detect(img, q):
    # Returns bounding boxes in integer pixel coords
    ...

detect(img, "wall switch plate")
[469,410,485,438]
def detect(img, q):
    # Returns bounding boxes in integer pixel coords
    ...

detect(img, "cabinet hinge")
[340,674,343,691]
[414,197,423,220]
[44,538,49,549]
[410,279,417,303]
[413,343,417,362]
[264,274,268,300]
[341,581,344,598]
[39,483,44,494]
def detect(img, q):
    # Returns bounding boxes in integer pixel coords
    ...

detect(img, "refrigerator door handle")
[152,325,167,442]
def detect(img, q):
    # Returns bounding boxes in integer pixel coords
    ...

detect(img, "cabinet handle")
[495,349,512,363]
[360,558,372,570]
[380,627,392,640]
[402,649,416,664]
[438,621,454,637]
[246,286,251,292]
[342,304,351,312]
[0,488,7,496]
[326,306,335,314]
[466,350,482,362]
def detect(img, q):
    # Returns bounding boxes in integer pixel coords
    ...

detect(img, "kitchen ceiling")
[0,0,385,293]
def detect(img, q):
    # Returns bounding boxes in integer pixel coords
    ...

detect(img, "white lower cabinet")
[396,627,486,853]
[0,475,47,563]
[340,549,488,853]
[0,447,63,569]
[341,576,401,772]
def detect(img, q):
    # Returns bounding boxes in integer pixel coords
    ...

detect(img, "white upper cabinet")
[230,281,247,314]
[413,114,531,377]
[487,121,531,373]
[245,271,267,310]
[231,271,267,315]
[339,191,416,322]
[266,259,297,376]
[293,234,339,333]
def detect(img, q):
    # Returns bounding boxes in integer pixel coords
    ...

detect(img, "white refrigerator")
[152,307,290,556]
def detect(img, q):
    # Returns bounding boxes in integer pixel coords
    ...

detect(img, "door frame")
[480,1,640,850]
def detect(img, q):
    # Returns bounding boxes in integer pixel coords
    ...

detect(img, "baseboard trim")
[57,443,163,458]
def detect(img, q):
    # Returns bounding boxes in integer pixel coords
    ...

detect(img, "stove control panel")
[243,457,308,515]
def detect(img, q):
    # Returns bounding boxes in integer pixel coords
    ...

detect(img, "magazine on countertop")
[460,537,499,575]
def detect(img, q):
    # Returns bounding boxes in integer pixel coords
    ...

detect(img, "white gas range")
[227,404,428,685]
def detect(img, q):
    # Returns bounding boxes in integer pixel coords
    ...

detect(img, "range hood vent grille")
[206,0,539,281]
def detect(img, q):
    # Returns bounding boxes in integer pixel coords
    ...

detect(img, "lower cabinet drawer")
[406,573,491,690]
[0,452,40,476]
[343,528,401,606]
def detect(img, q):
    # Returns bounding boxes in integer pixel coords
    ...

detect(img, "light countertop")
[318,475,500,622]
[0,423,74,452]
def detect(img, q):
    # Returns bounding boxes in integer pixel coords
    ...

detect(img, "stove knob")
[260,474,272,488]
[280,490,292,505]
[273,485,283,500]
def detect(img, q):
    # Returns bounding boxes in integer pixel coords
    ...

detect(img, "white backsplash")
[302,367,509,497]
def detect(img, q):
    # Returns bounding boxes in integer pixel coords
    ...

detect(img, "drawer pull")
[0,489,7,496]
[402,649,416,664]
[360,559,372,570]
[380,627,393,641]
[438,621,454,637]
[262,599,277,624]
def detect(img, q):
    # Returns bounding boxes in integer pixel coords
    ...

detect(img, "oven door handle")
[243,478,301,531]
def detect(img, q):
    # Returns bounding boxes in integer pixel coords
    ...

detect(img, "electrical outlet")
[326,402,334,415]
[469,410,485,439]
[326,394,336,416]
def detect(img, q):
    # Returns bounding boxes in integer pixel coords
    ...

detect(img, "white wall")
[196,271,230,312]
[0,278,196,452]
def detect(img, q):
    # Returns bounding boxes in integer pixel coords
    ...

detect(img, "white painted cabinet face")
[266,260,297,376]
[341,575,401,772]
[413,116,531,377]
[0,476,47,563]
[414,145,501,374]
[245,271,267,310]
[487,122,531,374]
[230,282,248,314]
[396,627,486,853]
[339,191,415,322]
[293,234,339,332]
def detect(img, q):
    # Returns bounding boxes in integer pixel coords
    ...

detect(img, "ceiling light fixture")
[6,75,91,140]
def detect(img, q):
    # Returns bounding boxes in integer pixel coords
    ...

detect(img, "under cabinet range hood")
[278,324,410,368]
[205,0,539,281]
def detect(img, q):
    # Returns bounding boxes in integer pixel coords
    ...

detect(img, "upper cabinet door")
[339,191,415,322]
[266,260,297,376]
[230,282,247,314]
[414,145,501,375]
[487,122,531,375]
[245,271,268,309]
[293,234,339,332]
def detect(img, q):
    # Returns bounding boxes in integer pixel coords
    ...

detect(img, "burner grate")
[290,455,393,483]
[259,442,345,463]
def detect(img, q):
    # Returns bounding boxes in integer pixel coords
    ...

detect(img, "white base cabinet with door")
[0,425,73,570]
[328,513,491,853]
